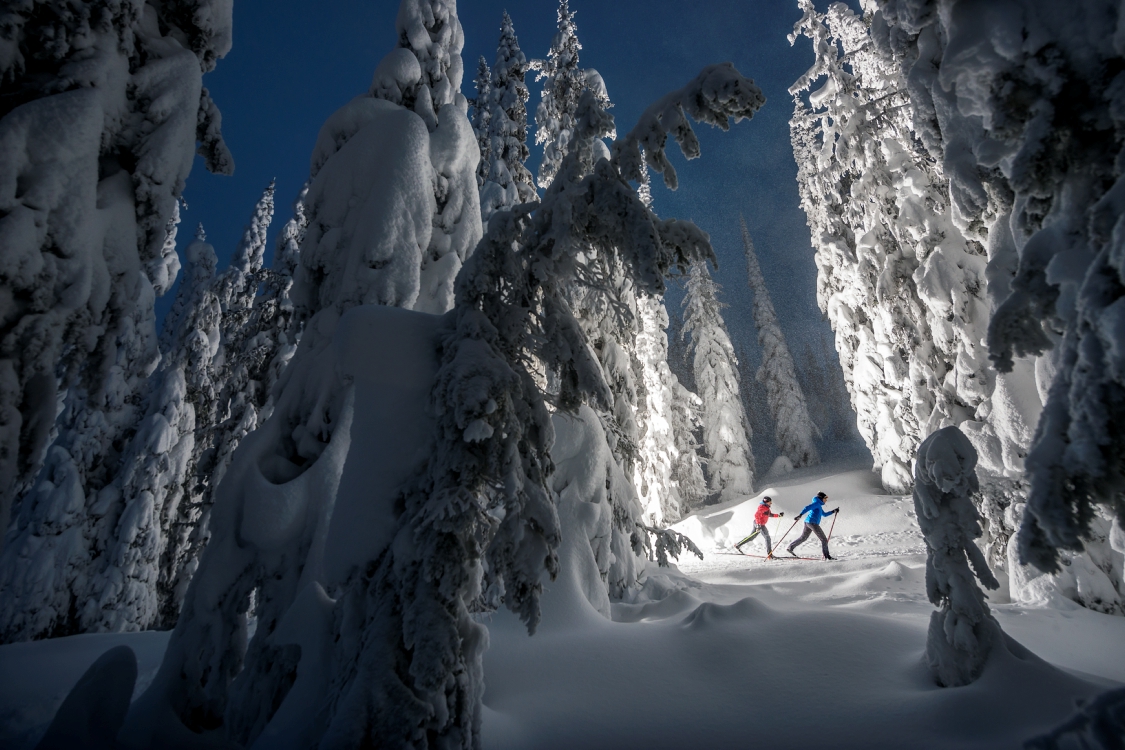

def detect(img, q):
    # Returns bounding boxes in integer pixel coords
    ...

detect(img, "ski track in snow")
[1,465,1123,749]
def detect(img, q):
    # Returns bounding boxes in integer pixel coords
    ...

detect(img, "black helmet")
[762,496,772,503]
[816,491,827,499]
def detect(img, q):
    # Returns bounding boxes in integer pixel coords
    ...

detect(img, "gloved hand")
[833,507,840,513]
[779,512,785,517]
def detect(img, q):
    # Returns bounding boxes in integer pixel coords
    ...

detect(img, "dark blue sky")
[178,0,835,378]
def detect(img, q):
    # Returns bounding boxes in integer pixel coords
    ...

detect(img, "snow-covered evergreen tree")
[0,0,234,552]
[740,215,819,469]
[334,0,482,316]
[471,55,492,189]
[87,228,223,634]
[682,261,755,502]
[155,184,278,627]
[633,294,685,525]
[874,0,1125,603]
[856,0,1125,612]
[0,223,225,641]
[913,426,1000,687]
[669,379,708,511]
[253,184,308,422]
[0,274,162,641]
[122,61,765,749]
[480,11,537,222]
[532,0,586,190]
[789,0,995,494]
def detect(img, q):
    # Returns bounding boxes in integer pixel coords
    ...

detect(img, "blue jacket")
[798,497,836,525]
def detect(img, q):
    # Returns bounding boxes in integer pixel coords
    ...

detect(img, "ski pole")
[770,516,802,557]
[826,508,839,545]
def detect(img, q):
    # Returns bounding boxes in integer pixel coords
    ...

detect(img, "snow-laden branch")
[612,62,765,190]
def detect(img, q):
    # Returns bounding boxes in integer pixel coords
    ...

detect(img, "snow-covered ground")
[2,462,1121,749]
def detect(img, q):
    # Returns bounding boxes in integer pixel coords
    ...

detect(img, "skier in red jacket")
[735,497,784,556]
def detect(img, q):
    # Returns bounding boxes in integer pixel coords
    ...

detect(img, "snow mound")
[34,645,136,750]
[679,596,771,629]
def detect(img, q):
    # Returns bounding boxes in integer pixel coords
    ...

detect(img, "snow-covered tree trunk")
[0,0,234,553]
[740,215,819,469]
[480,11,537,223]
[913,426,1000,687]
[682,261,755,502]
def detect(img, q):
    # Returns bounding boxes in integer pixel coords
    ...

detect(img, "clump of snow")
[767,455,795,478]
[296,97,434,314]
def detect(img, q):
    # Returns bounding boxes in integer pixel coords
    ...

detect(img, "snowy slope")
[2,463,1121,749]
[479,464,1122,749]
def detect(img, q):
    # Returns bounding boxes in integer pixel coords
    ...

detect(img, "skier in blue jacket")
[786,491,839,560]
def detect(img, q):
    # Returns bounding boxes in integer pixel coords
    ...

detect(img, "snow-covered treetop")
[392,0,466,130]
[230,179,275,280]
[479,10,536,221]
[532,0,585,189]
[494,11,526,83]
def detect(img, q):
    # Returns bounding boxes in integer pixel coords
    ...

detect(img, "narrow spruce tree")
[471,56,492,190]
[740,215,819,468]
[86,226,223,633]
[532,0,586,190]
[682,261,755,502]
[480,11,537,221]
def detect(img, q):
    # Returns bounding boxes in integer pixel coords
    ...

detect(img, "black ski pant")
[788,522,829,557]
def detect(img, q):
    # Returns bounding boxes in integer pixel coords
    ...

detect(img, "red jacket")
[754,503,779,526]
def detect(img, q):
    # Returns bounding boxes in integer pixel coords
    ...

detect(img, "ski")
[717,551,838,561]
